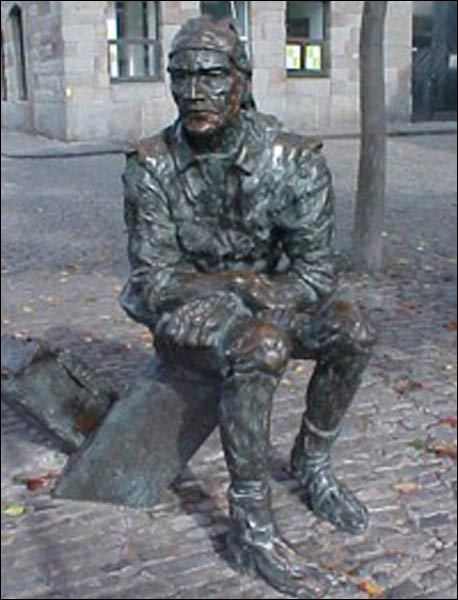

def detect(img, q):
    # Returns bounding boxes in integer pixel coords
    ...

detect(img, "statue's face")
[169,49,242,137]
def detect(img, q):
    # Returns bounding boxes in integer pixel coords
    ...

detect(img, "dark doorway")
[412,1,457,121]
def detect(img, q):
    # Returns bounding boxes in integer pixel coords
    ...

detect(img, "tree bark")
[353,1,389,273]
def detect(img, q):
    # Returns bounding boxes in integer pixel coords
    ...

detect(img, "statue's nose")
[187,76,205,101]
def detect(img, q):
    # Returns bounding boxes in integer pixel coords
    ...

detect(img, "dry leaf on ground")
[358,579,385,598]
[434,442,458,460]
[393,378,424,395]
[444,320,458,331]
[13,472,59,491]
[440,416,458,428]
[393,480,420,495]
[1,502,27,517]
[136,331,152,343]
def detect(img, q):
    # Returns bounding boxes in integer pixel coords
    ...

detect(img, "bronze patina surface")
[118,17,375,598]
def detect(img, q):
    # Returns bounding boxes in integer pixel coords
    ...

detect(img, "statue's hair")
[169,17,252,76]
[169,17,255,109]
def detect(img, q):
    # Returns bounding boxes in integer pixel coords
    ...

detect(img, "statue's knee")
[226,320,291,376]
[332,301,376,354]
[346,315,376,356]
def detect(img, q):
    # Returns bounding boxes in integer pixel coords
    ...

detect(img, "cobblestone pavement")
[1,133,457,599]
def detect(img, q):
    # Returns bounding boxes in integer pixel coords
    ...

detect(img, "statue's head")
[168,17,254,138]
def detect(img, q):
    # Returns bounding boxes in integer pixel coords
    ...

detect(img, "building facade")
[0,1,454,142]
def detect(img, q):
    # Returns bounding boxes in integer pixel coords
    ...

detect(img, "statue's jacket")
[120,110,337,329]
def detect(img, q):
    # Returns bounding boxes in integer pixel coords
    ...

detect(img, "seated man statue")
[120,16,375,598]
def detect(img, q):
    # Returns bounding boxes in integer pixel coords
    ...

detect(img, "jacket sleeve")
[119,153,197,328]
[273,146,338,310]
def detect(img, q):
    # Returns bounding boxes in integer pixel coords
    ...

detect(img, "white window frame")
[107,0,162,83]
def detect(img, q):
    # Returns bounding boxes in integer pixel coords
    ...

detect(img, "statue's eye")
[171,71,187,82]
[206,69,227,79]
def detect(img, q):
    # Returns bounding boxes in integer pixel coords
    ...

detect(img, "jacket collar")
[168,111,263,177]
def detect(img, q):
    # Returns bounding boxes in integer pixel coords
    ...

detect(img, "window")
[107,1,160,81]
[413,1,434,49]
[286,1,330,76]
[201,1,250,52]
[10,6,28,99]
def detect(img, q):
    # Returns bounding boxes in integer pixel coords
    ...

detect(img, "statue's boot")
[219,371,329,598]
[291,415,369,534]
[227,483,329,598]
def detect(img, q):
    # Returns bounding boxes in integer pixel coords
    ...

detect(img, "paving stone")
[384,579,424,599]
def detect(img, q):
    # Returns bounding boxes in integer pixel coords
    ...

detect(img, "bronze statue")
[120,17,375,598]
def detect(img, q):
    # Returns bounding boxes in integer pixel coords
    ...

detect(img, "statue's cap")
[169,17,252,76]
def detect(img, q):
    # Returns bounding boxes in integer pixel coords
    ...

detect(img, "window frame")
[286,1,331,78]
[107,0,162,84]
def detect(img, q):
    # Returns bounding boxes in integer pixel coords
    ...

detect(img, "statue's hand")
[234,273,306,313]
[156,293,251,349]
[233,273,281,310]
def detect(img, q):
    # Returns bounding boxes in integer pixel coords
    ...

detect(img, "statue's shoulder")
[244,110,323,159]
[271,128,330,188]
[126,128,172,167]
[273,128,324,156]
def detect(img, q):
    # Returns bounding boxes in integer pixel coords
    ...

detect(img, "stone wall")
[61,1,200,142]
[256,0,413,133]
[1,0,414,141]
[1,1,66,138]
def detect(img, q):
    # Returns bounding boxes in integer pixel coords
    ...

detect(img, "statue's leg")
[290,301,376,534]
[220,319,329,599]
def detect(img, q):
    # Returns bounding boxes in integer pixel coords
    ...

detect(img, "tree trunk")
[353,1,389,273]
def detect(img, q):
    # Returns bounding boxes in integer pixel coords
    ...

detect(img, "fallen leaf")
[1,502,27,517]
[398,301,419,314]
[408,439,424,452]
[13,472,58,491]
[440,416,458,428]
[358,580,385,598]
[136,331,152,343]
[13,329,31,338]
[393,378,424,395]
[444,320,458,332]
[393,481,420,495]
[434,442,458,460]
